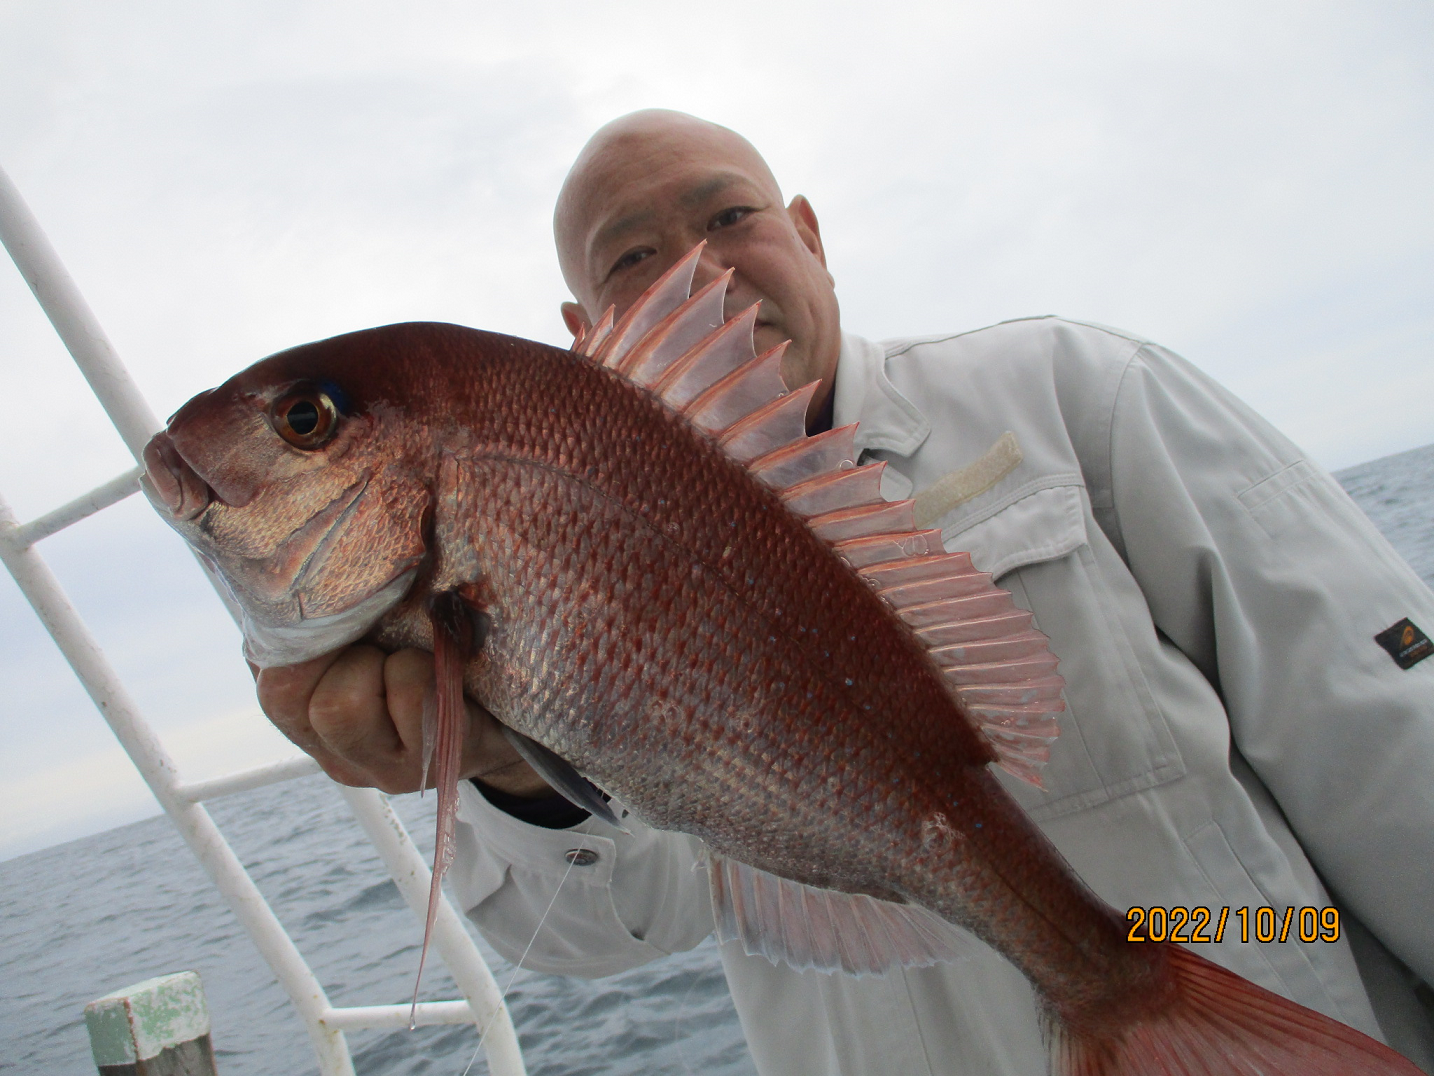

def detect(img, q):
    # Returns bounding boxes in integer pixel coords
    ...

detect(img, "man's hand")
[256,644,554,798]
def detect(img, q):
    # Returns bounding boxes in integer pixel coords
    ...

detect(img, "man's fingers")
[257,651,343,740]
[382,648,537,793]
[259,641,553,798]
[382,648,436,761]
[457,698,556,798]
[308,645,406,772]
[256,648,370,785]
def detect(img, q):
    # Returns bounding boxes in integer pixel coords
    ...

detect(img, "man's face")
[556,116,842,423]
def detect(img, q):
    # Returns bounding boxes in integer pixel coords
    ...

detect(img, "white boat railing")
[0,164,527,1076]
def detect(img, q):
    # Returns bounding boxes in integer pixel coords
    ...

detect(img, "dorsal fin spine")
[750,424,858,489]
[685,345,790,435]
[620,269,733,383]
[832,530,946,568]
[782,463,888,517]
[718,384,818,463]
[808,501,918,543]
[578,306,615,358]
[653,304,761,407]
[595,242,706,367]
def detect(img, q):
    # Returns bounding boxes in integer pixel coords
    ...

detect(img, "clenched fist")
[255,644,553,798]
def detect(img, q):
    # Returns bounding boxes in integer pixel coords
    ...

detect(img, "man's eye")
[709,206,754,230]
[610,248,653,274]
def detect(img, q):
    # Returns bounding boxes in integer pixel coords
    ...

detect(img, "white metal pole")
[0,494,354,1076]
[322,1001,476,1031]
[2,160,527,1075]
[13,466,143,546]
[177,755,323,804]
[338,786,528,1076]
[0,164,160,459]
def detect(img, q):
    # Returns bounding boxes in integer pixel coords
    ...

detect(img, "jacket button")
[564,848,599,866]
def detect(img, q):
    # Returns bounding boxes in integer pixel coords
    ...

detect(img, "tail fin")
[1054,944,1422,1075]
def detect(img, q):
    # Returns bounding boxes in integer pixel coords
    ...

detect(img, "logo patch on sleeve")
[1374,618,1433,670]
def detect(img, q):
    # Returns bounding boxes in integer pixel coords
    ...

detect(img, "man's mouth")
[753,318,785,343]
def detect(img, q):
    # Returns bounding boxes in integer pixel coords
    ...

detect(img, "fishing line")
[457,834,589,1076]
[672,958,704,1076]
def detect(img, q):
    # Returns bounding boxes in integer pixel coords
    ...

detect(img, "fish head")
[142,328,441,667]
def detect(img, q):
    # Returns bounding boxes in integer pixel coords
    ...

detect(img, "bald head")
[552,110,842,427]
[555,110,783,300]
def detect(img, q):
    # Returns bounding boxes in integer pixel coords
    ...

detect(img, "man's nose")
[690,247,760,320]
[691,245,735,292]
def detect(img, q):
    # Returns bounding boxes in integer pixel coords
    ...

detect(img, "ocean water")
[1333,442,1434,587]
[3,443,1430,1076]
[0,777,755,1076]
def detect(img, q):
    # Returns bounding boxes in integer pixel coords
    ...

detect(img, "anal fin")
[707,853,967,976]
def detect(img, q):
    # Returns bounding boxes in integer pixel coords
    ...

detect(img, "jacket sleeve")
[1088,340,1434,987]
[446,780,716,977]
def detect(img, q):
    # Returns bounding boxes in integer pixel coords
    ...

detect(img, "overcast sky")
[2,0,1431,859]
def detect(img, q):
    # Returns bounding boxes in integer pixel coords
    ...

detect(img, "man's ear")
[561,301,591,342]
[788,195,827,269]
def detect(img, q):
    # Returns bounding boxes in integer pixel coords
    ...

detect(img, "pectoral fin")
[410,590,473,1025]
[499,726,628,833]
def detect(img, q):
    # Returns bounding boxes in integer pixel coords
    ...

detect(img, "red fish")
[142,244,1419,1074]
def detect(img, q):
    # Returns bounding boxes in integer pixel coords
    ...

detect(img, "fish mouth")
[143,424,385,614]
[142,432,213,520]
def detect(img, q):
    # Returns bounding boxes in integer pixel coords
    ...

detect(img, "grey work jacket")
[450,317,1434,1075]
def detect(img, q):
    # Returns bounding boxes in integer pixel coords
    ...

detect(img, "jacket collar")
[831,332,932,458]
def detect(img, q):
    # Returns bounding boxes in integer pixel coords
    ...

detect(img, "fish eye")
[271,389,340,449]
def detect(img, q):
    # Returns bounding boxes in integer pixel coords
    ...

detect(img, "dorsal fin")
[655,305,761,408]
[685,344,789,435]
[575,242,1065,786]
[750,423,858,489]
[577,306,614,359]
[620,271,731,384]
[591,243,706,368]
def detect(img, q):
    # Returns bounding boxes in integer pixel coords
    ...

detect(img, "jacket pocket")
[1183,819,1349,1007]
[941,484,1187,821]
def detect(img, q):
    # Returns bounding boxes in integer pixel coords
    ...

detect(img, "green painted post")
[84,971,218,1076]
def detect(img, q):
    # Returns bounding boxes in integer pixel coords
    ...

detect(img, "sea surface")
[3,442,1431,1076]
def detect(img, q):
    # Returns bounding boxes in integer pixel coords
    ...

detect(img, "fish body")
[143,251,1418,1074]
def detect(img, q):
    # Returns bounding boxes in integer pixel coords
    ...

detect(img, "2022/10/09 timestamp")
[1125,906,1340,944]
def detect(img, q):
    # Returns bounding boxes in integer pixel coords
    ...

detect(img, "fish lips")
[142,431,213,521]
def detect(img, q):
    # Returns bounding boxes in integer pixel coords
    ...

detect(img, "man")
[259,111,1434,1073]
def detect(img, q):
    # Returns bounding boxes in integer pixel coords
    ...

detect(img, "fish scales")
[143,270,1422,1074]
[385,329,1005,898]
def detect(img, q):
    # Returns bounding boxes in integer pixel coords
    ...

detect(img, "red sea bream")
[141,245,1419,1075]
